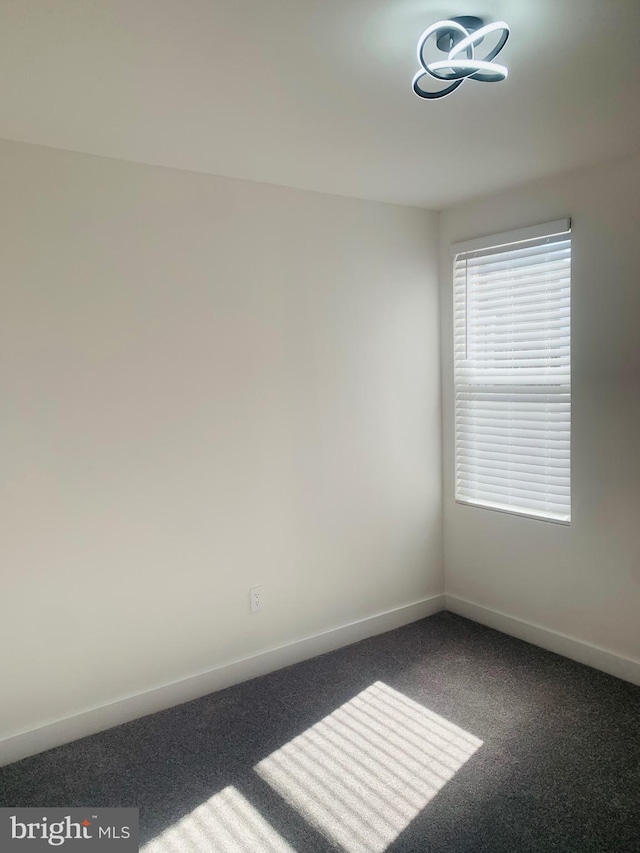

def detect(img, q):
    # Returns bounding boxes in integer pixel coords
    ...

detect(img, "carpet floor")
[1,611,639,852]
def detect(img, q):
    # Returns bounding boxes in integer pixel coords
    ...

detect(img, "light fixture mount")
[413,16,510,100]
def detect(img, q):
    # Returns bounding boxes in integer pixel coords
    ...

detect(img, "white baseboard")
[446,594,640,687]
[0,594,445,767]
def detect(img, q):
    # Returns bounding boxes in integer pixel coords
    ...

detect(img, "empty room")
[1,1,639,851]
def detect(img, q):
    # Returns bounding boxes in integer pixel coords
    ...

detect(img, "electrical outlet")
[250,585,263,613]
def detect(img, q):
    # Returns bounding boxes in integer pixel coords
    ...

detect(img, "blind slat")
[458,462,570,481]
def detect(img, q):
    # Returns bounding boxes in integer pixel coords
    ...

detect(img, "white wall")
[439,153,640,665]
[0,139,442,743]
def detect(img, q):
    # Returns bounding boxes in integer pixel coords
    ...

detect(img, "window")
[452,219,571,523]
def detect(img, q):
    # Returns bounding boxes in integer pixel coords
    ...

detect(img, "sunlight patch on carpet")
[255,680,482,853]
[141,785,296,853]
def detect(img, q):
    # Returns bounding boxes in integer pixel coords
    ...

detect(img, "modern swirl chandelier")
[413,16,510,100]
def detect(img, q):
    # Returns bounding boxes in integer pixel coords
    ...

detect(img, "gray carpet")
[1,612,639,852]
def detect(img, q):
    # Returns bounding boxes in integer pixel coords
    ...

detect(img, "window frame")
[451,219,572,525]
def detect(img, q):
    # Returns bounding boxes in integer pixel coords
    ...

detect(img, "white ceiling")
[1,0,640,208]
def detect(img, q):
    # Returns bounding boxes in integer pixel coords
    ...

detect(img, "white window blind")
[453,221,571,523]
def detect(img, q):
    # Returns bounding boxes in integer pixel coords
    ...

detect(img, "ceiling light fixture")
[413,16,510,100]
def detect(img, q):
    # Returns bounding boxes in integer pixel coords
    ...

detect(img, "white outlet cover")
[250,586,263,613]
